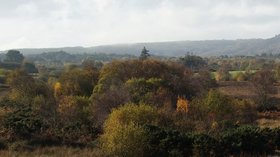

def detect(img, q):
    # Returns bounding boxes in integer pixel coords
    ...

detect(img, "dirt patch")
[0,84,10,98]
[257,112,280,128]
[217,81,256,99]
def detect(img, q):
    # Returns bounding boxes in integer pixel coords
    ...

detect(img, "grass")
[0,86,9,97]
[257,112,280,128]
[216,80,280,129]
[0,147,276,157]
[0,147,104,157]
[211,70,257,80]
[217,81,256,99]
[211,70,245,78]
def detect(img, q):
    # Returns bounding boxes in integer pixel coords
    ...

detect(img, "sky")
[0,0,280,50]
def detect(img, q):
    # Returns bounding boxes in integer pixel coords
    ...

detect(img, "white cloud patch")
[15,2,38,16]
[0,0,280,50]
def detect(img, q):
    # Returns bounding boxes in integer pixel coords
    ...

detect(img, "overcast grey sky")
[0,0,280,50]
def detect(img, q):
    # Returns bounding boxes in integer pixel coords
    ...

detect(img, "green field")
[211,70,257,79]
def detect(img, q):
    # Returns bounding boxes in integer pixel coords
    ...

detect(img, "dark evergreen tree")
[139,47,150,60]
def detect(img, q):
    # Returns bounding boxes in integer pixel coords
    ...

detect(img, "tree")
[125,77,167,106]
[3,70,57,139]
[102,122,149,157]
[275,64,280,80]
[103,104,158,129]
[6,70,51,101]
[59,68,98,96]
[251,69,276,111]
[176,97,189,113]
[100,104,195,157]
[192,69,217,94]
[139,47,150,60]
[6,70,57,123]
[6,70,36,102]
[22,61,38,73]
[179,54,207,71]
[56,96,96,142]
[100,104,158,156]
[92,59,195,109]
[91,86,130,126]
[215,67,231,81]
[204,90,235,121]
[188,90,237,131]
[82,58,103,70]
[5,50,24,63]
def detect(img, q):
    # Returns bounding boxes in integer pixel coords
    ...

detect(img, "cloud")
[0,0,280,50]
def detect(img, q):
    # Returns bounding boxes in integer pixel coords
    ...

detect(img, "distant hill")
[2,35,280,56]
[26,51,137,64]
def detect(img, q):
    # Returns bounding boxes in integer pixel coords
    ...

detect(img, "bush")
[125,77,169,106]
[188,90,236,131]
[92,59,194,109]
[220,126,273,155]
[251,69,276,111]
[3,107,43,138]
[8,141,31,151]
[56,96,97,144]
[0,139,7,150]
[145,126,280,156]
[146,125,193,157]
[234,99,257,124]
[0,62,21,70]
[256,97,277,112]
[191,134,221,157]
[0,76,6,84]
[271,128,280,149]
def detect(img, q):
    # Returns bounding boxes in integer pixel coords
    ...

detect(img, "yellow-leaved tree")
[176,97,189,113]
[100,103,158,157]
[54,82,62,98]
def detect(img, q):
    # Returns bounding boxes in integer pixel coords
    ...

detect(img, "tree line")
[0,49,279,156]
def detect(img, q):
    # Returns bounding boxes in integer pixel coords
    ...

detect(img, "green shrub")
[191,134,221,157]
[220,126,273,155]
[145,125,193,157]
[273,128,280,149]
[3,107,43,138]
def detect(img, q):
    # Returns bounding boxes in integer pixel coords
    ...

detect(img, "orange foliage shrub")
[176,97,189,113]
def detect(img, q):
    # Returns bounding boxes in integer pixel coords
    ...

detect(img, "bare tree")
[251,69,276,111]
